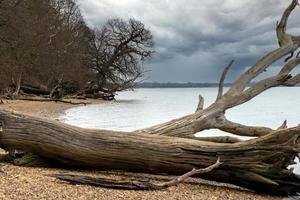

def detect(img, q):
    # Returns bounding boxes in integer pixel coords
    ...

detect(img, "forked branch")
[226,1,299,95]
[226,46,294,95]
[52,158,221,190]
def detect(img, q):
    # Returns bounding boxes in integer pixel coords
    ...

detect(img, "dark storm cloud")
[77,0,300,82]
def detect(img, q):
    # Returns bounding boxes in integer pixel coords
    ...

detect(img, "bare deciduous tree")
[85,18,154,98]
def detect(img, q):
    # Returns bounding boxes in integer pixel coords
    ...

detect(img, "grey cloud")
[77,0,300,82]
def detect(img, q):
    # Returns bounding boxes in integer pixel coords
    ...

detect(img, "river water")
[60,87,300,173]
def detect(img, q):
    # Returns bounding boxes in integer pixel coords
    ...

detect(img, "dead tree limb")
[276,0,299,47]
[196,95,204,111]
[19,84,50,96]
[278,120,288,130]
[14,96,89,105]
[216,60,234,101]
[1,110,300,195]
[52,158,221,190]
[213,117,274,137]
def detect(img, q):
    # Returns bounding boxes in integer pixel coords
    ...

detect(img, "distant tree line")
[0,0,154,100]
[135,82,268,88]
[135,82,232,88]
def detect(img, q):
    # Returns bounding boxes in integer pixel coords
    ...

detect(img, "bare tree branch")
[238,74,291,106]
[226,1,299,95]
[226,46,295,95]
[276,0,299,46]
[277,120,287,129]
[155,157,221,188]
[222,57,300,110]
[216,60,234,101]
[196,94,204,111]
[52,158,221,190]
[214,116,274,137]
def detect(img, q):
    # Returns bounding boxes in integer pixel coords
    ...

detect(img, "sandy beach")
[0,100,278,200]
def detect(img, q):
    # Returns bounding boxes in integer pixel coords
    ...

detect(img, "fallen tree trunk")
[20,84,50,96]
[1,110,300,195]
[1,0,300,196]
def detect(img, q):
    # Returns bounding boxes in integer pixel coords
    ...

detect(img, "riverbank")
[0,100,278,200]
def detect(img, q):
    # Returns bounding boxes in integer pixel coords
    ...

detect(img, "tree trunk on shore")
[1,0,300,196]
[1,110,300,195]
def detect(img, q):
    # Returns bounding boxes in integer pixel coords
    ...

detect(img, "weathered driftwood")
[51,158,221,190]
[9,80,115,101]
[19,84,50,96]
[1,0,300,196]
[1,110,300,195]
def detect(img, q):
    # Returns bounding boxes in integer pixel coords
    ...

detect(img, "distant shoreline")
[135,82,231,88]
[135,82,299,88]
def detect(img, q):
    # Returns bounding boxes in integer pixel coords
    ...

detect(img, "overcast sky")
[77,0,300,83]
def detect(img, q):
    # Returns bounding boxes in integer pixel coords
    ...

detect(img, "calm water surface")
[60,87,300,172]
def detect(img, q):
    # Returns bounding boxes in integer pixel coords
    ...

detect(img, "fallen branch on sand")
[13,96,89,106]
[51,158,221,190]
